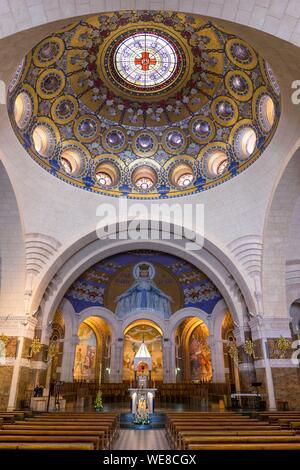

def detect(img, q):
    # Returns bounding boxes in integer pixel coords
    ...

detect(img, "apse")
[8,10,280,199]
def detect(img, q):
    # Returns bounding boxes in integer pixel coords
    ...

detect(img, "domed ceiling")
[8,10,280,199]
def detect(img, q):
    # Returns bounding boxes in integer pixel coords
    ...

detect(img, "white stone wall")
[1,1,300,47]
[0,162,25,315]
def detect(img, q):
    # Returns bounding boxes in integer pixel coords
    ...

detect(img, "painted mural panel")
[189,325,212,382]
[65,250,222,317]
[73,323,97,382]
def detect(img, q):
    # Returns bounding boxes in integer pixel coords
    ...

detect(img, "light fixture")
[205,150,229,178]
[132,165,158,192]
[60,149,82,175]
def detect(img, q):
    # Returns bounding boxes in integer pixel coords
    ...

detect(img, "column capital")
[233,326,245,346]
[0,315,38,339]
[249,316,291,341]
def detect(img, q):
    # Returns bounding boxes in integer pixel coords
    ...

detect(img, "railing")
[48,381,231,409]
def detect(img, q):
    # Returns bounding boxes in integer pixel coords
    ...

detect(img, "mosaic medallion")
[162,129,187,154]
[33,37,65,67]
[74,115,99,143]
[132,131,158,157]
[102,127,127,153]
[51,95,78,124]
[37,69,65,99]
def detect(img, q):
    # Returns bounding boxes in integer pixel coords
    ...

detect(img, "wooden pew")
[176,429,295,450]
[0,442,94,450]
[181,435,300,450]
[0,429,105,450]
[169,425,283,448]
[187,443,300,450]
[0,435,100,449]
[0,411,121,450]
[2,425,112,449]
[167,418,274,441]
[17,419,118,443]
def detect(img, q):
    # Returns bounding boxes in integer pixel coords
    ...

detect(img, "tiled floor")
[113,430,170,450]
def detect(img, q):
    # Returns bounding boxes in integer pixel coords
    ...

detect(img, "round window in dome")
[205,150,229,178]
[105,28,185,97]
[60,149,83,176]
[32,125,56,158]
[132,165,158,192]
[258,94,275,133]
[95,161,120,187]
[14,92,32,129]
[169,162,194,188]
[114,32,178,89]
[234,127,257,160]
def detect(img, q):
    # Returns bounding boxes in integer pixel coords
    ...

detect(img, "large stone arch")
[32,222,254,335]
[262,144,300,323]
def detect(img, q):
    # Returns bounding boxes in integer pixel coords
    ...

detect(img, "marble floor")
[113,430,170,450]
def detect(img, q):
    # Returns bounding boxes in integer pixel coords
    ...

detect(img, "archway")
[123,320,163,385]
[73,316,112,384]
[174,317,212,383]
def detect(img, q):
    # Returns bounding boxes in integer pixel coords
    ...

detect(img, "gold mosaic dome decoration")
[8,10,280,198]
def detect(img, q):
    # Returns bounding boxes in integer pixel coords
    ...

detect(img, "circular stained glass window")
[113,31,180,92]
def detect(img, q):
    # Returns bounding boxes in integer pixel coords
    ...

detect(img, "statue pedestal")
[128,388,157,415]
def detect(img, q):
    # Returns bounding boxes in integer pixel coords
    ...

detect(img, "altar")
[129,388,157,414]
[129,338,157,423]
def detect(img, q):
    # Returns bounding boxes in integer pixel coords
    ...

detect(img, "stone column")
[110,338,123,383]
[163,338,171,383]
[6,316,38,411]
[7,335,25,411]
[60,335,79,382]
[209,336,225,383]
[249,317,294,410]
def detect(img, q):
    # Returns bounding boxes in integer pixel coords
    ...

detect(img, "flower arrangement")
[31,337,42,354]
[276,336,291,359]
[133,409,150,425]
[47,341,57,360]
[94,390,103,412]
[0,333,9,346]
[227,342,239,365]
[243,339,257,359]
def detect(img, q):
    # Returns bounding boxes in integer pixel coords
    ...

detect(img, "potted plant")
[94,389,103,412]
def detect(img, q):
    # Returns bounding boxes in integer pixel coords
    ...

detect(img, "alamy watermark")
[291,81,300,104]
[96,200,205,251]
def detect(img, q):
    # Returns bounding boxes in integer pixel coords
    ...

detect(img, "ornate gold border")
[225,38,258,70]
[211,96,239,127]
[74,114,100,143]
[132,130,159,157]
[189,116,216,144]
[225,70,253,102]
[51,95,79,125]
[33,37,65,68]
[102,126,128,153]
[161,128,187,155]
[36,68,66,100]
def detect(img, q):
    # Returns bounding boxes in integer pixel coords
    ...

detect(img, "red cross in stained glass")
[134,51,157,71]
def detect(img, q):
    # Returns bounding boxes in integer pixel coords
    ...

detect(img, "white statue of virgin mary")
[115,262,172,318]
